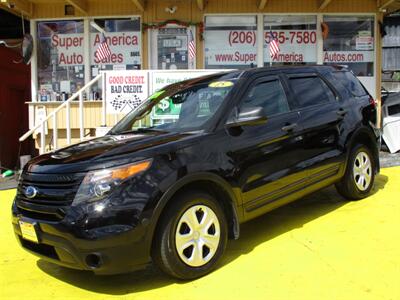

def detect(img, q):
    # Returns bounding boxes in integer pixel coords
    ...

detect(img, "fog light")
[85,253,102,269]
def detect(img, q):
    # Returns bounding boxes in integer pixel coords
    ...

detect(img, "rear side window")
[289,76,336,108]
[241,80,290,117]
[332,71,367,97]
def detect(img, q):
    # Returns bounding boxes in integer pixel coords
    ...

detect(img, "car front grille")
[16,172,84,221]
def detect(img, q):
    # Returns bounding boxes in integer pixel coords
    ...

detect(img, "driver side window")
[240,79,290,117]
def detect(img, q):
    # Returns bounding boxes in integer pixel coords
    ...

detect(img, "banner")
[105,70,148,115]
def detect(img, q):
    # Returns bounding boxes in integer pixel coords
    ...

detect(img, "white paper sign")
[35,106,48,135]
[150,71,219,93]
[105,70,148,115]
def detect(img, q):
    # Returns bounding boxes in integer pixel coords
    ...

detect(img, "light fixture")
[165,5,178,14]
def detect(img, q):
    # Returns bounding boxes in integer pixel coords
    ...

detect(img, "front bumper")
[12,202,152,275]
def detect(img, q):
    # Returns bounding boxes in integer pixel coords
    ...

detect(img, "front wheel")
[152,191,228,280]
[335,144,376,200]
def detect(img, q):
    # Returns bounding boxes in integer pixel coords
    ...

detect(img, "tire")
[152,191,228,280]
[335,144,376,200]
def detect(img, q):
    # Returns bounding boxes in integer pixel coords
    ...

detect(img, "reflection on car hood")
[26,131,200,173]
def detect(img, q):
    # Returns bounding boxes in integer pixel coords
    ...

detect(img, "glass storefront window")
[157,27,190,70]
[204,15,257,69]
[37,20,84,101]
[263,15,317,66]
[89,17,141,97]
[323,16,375,77]
[90,17,141,72]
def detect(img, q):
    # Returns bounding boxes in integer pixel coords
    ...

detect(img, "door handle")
[281,123,297,132]
[336,109,348,117]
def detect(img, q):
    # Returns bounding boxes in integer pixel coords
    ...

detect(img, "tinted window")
[289,76,336,108]
[241,80,289,116]
[332,71,367,97]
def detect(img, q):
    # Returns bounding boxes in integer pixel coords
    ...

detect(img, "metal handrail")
[19,73,105,153]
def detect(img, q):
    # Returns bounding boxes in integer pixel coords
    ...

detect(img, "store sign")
[263,30,317,63]
[205,30,257,66]
[51,33,84,66]
[105,70,148,114]
[90,32,141,65]
[150,71,219,118]
[323,51,374,63]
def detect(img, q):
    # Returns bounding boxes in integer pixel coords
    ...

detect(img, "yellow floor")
[1,168,400,300]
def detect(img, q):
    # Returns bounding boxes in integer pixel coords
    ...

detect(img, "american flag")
[188,29,196,60]
[268,31,280,60]
[96,33,112,61]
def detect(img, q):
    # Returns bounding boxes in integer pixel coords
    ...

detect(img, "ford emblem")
[24,186,38,199]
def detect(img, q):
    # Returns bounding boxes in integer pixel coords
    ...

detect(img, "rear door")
[284,73,345,184]
[227,74,307,220]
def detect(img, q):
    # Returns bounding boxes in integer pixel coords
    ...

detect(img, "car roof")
[238,64,347,78]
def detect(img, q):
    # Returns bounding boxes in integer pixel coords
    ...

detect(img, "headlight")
[72,159,152,206]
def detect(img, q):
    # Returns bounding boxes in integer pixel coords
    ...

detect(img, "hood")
[26,131,201,174]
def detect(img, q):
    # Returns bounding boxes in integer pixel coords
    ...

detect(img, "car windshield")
[110,73,239,135]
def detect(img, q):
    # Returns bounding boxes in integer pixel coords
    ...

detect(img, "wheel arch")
[345,125,380,174]
[147,172,242,254]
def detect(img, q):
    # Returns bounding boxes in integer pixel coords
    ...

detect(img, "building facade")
[2,0,399,151]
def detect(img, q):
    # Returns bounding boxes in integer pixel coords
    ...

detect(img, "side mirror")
[226,106,268,128]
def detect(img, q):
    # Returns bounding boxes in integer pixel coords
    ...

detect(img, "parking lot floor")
[1,167,399,300]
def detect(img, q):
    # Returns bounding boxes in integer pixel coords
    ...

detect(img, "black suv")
[12,66,380,279]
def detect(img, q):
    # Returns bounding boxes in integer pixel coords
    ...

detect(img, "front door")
[149,25,196,70]
[227,75,307,220]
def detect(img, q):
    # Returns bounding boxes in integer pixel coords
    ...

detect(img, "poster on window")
[150,70,220,119]
[105,70,148,115]
[204,30,257,67]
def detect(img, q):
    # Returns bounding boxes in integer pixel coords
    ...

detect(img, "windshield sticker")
[149,90,165,100]
[208,81,234,88]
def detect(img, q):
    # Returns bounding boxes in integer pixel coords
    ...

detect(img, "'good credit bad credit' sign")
[106,70,148,114]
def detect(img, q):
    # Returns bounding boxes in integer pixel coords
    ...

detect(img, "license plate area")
[19,220,39,243]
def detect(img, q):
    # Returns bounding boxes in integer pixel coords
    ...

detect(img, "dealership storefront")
[26,0,384,102]
[32,14,378,99]
[1,0,396,149]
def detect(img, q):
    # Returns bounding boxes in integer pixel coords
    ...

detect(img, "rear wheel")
[152,191,228,280]
[335,144,375,200]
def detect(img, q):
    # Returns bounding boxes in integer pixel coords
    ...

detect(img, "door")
[284,74,345,183]
[149,25,196,70]
[227,75,307,220]
[0,88,27,169]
